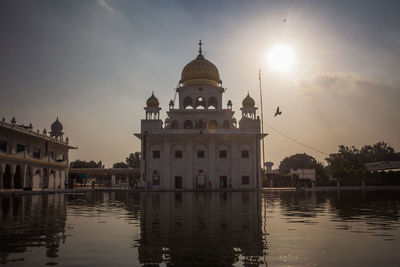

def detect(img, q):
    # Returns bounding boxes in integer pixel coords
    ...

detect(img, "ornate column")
[22,165,27,188]
[39,168,43,189]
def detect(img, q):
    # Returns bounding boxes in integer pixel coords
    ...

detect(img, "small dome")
[180,43,221,86]
[242,93,255,108]
[51,117,63,132]
[146,93,159,108]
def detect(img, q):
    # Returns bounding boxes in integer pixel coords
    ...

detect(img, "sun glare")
[266,44,295,72]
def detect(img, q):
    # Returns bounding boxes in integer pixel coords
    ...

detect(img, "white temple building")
[0,117,76,190]
[135,42,266,190]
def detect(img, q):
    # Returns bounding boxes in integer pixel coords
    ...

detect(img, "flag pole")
[259,69,266,180]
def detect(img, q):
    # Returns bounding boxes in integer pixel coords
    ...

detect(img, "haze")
[1,0,399,167]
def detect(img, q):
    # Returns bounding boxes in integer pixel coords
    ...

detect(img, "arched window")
[184,120,193,129]
[222,120,230,129]
[3,164,12,189]
[172,120,178,129]
[207,120,218,129]
[183,97,193,109]
[14,165,23,189]
[195,96,206,109]
[208,97,218,109]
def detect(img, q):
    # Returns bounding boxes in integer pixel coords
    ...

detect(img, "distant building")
[365,161,400,171]
[135,43,267,190]
[264,161,278,174]
[0,117,76,190]
[289,168,316,181]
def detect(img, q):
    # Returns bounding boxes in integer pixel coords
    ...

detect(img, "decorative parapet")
[0,119,71,147]
[0,151,68,167]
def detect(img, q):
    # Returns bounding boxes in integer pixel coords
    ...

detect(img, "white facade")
[135,44,266,190]
[0,117,75,190]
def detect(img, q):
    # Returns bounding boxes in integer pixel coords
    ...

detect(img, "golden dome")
[180,47,221,86]
[146,92,159,108]
[51,117,63,132]
[242,93,255,108]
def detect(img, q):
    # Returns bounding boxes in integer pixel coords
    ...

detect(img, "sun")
[266,44,295,72]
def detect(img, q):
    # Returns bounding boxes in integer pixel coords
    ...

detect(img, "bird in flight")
[274,106,282,117]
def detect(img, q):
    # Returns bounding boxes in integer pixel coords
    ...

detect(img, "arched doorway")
[3,165,12,189]
[184,120,193,129]
[208,97,218,109]
[207,120,218,130]
[43,168,49,189]
[14,165,23,189]
[183,97,193,109]
[195,96,206,109]
[25,166,32,188]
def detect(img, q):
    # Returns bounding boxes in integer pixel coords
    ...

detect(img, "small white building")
[135,43,266,190]
[0,117,76,190]
[289,168,316,181]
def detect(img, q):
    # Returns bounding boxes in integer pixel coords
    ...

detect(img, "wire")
[263,122,329,156]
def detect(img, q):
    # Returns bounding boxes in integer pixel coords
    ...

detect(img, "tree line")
[70,152,141,169]
[275,141,400,186]
[70,141,400,186]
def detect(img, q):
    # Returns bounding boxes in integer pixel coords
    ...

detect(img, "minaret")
[145,92,161,120]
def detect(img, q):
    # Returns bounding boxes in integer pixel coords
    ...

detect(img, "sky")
[1,0,399,168]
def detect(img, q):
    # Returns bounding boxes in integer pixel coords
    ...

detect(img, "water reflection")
[137,192,265,266]
[0,194,67,264]
[0,190,399,266]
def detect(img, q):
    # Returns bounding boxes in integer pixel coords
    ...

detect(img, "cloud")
[296,72,399,102]
[97,0,115,14]
[296,72,360,94]
[295,71,400,134]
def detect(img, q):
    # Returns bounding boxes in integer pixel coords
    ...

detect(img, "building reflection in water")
[136,192,266,266]
[0,194,67,264]
[0,190,398,266]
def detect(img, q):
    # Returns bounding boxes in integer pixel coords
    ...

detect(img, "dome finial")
[146,92,159,108]
[198,40,202,54]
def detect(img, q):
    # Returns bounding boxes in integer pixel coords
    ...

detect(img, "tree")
[326,141,400,179]
[325,141,400,185]
[279,153,319,174]
[279,153,328,184]
[126,152,141,168]
[360,141,400,163]
[325,145,364,176]
[70,160,104,168]
[113,162,128,168]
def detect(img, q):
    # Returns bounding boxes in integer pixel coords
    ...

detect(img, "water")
[0,190,400,266]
